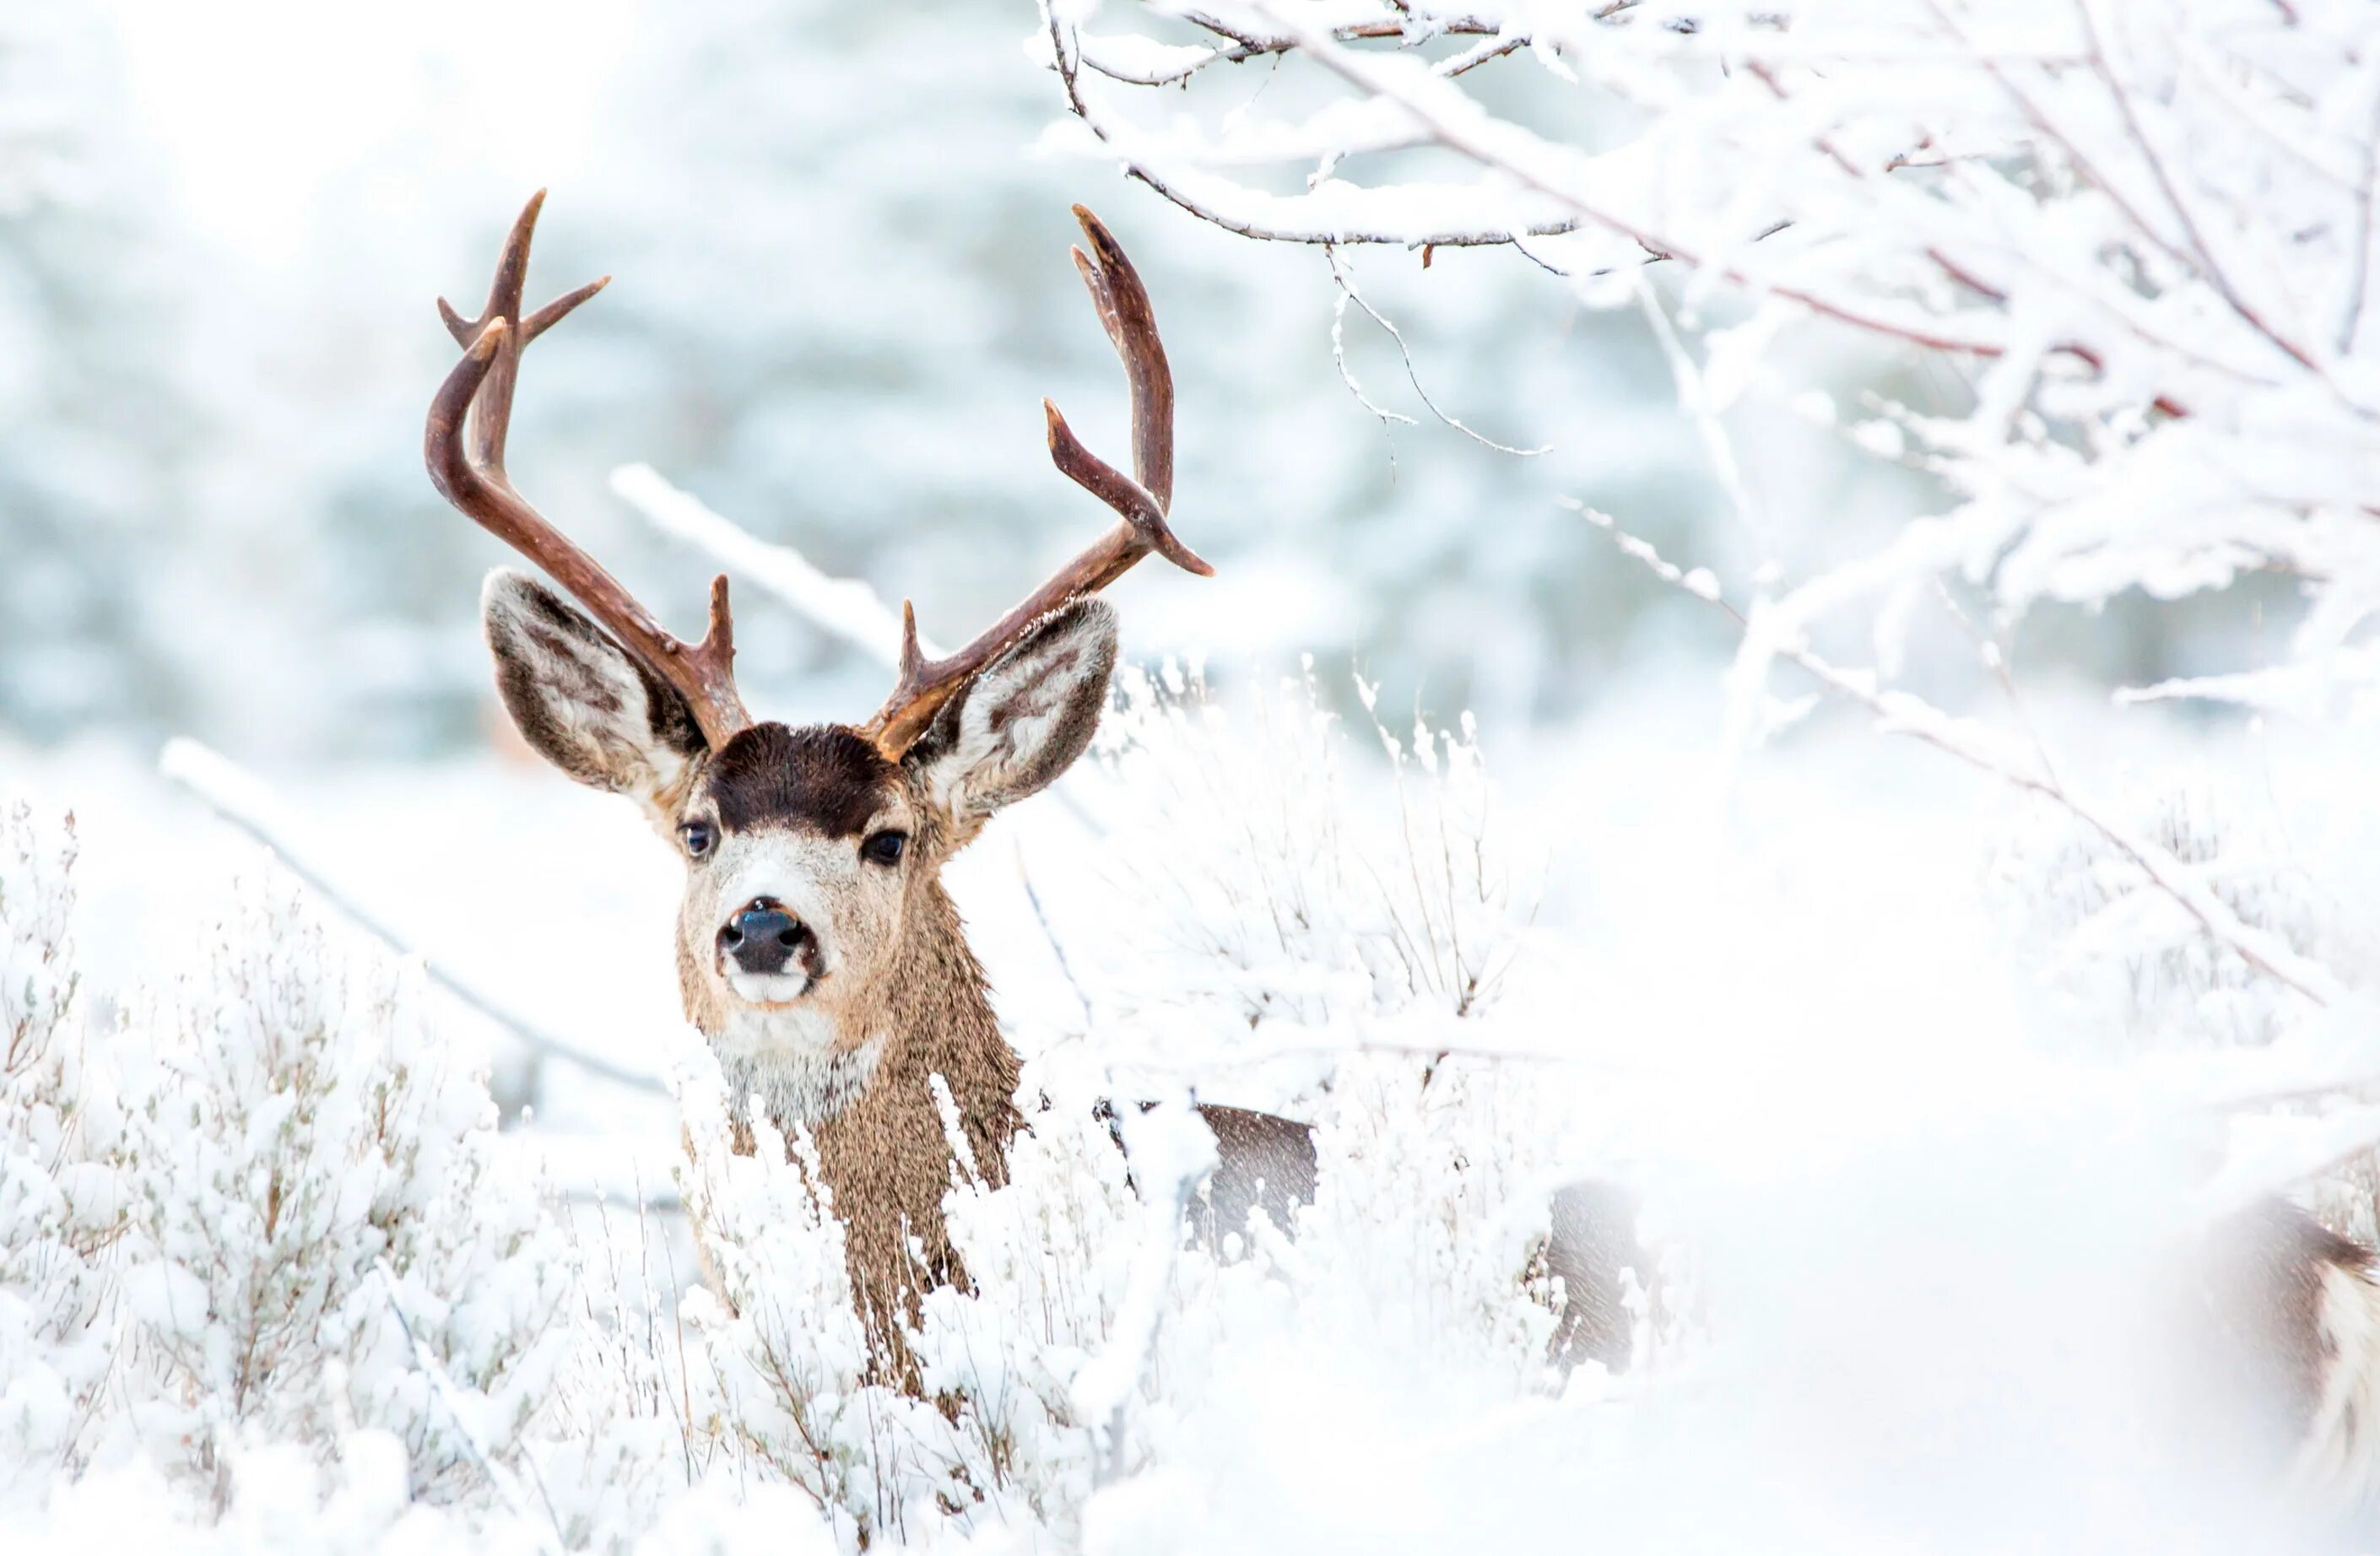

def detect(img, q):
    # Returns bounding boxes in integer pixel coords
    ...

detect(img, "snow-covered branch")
[159,738,665,1096]
[1040,0,2380,706]
[1577,501,2353,1011]
[611,463,938,670]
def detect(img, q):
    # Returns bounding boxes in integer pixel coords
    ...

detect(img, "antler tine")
[862,208,1213,761]
[1063,203,1173,512]
[426,192,751,750]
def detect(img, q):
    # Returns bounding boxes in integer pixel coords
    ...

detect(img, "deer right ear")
[481,569,707,822]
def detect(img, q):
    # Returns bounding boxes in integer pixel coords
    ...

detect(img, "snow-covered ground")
[10,662,2380,1552]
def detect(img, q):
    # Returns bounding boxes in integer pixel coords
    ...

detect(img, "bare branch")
[1325,243,1549,455]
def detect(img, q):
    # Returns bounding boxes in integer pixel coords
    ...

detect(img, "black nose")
[718,900,813,977]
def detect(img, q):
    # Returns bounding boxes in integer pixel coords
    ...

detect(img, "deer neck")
[702,876,1016,1139]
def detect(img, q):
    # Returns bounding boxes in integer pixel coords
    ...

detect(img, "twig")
[1571,504,2350,1010]
[1632,271,1761,550]
[1236,2,2011,354]
[1076,12,1508,89]
[1326,244,1420,446]
[2072,0,2319,375]
[611,462,936,669]
[1014,839,1095,1028]
[1045,2,1583,249]
[1327,243,1550,455]
[1072,0,2251,416]
[160,738,665,1096]
[2338,81,2380,354]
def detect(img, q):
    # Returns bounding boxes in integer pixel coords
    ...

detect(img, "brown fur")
[706,723,896,838]
[1187,1104,1319,1248]
[2190,1200,2375,1462]
[1546,1181,1645,1372]
[809,876,1023,1384]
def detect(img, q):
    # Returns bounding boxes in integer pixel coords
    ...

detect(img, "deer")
[422,193,1337,1380]
[419,200,2380,1513]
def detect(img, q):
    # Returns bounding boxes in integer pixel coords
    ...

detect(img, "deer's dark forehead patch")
[703,722,896,836]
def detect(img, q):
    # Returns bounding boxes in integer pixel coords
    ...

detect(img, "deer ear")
[905,597,1117,843]
[482,569,706,824]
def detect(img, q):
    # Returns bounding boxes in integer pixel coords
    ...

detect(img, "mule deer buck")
[425,193,1328,1376]
[421,201,2380,1505]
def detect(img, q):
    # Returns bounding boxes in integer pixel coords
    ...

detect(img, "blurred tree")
[0,9,199,741]
[0,0,1911,759]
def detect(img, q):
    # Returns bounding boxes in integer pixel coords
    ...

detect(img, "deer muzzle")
[718,899,820,986]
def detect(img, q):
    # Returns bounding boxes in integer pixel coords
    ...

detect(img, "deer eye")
[679,819,717,860]
[861,829,907,867]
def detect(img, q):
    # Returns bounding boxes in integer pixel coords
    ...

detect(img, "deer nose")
[718,900,813,977]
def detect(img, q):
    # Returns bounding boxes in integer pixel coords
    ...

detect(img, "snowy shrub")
[668,1039,954,1547]
[1080,663,1539,1101]
[528,1209,702,1553]
[0,829,646,1542]
[0,803,116,1497]
[100,877,572,1510]
[910,1065,1168,1539]
[0,866,568,1532]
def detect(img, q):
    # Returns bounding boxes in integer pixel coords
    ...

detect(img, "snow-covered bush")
[0,803,115,1496]
[107,878,574,1505]
[2,808,598,1541]
[668,1038,951,1546]
[1079,662,1542,1106]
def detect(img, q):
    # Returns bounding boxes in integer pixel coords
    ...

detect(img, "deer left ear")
[905,597,1117,841]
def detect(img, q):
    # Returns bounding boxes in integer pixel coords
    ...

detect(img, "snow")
[18,664,2380,1549]
[14,0,2380,1548]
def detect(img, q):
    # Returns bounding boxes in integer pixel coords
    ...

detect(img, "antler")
[426,192,753,750]
[862,205,1212,760]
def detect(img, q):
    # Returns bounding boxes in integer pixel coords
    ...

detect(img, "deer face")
[480,570,1117,1056]
[430,196,1189,1100]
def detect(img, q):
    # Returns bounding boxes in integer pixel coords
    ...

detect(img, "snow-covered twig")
[159,738,665,1095]
[1326,244,1548,456]
[1571,505,2350,1011]
[610,462,939,670]
[1044,0,2380,717]
[1069,1101,1212,1485]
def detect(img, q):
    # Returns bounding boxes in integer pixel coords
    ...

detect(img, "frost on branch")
[110,878,571,1507]
[1990,775,2346,1056]
[1041,1,2380,705]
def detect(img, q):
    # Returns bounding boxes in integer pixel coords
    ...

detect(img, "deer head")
[426,192,1206,1113]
